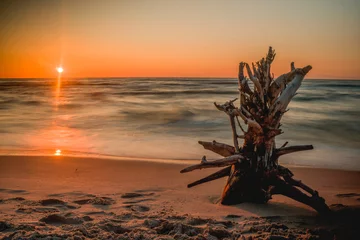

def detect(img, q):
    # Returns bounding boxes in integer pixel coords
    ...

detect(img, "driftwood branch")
[269,178,329,214]
[198,141,235,157]
[214,101,241,152]
[245,63,264,103]
[270,65,312,120]
[181,47,329,214]
[276,145,314,157]
[280,141,289,149]
[180,155,245,173]
[232,108,263,135]
[187,166,231,188]
[277,165,294,177]
[237,62,253,96]
[283,176,318,196]
[291,62,295,71]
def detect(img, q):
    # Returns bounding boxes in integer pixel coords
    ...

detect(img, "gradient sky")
[0,0,359,79]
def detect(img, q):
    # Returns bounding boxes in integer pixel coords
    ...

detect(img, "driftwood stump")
[181,47,330,214]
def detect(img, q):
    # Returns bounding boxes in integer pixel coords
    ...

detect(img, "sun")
[56,67,64,73]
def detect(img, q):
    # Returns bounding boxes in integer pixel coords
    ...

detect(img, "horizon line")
[0,77,360,81]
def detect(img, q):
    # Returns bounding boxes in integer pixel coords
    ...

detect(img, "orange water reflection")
[41,73,91,156]
[55,73,62,110]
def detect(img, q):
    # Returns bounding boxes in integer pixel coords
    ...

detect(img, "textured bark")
[180,47,330,214]
[198,141,235,157]
[187,166,231,188]
[180,155,245,173]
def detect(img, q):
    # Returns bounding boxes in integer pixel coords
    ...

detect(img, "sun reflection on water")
[55,74,62,110]
[54,149,62,156]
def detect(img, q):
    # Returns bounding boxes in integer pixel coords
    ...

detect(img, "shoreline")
[0,152,359,172]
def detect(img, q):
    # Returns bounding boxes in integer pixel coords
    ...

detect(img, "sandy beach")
[2,0,360,239]
[1,155,359,239]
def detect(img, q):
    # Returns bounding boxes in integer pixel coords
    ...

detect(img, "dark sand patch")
[121,192,154,199]
[16,207,59,214]
[40,214,83,225]
[99,222,130,234]
[124,204,150,212]
[48,191,96,198]
[336,193,360,198]
[0,197,26,204]
[82,216,94,222]
[39,198,66,206]
[0,221,13,231]
[123,198,154,204]
[8,197,26,201]
[0,188,28,194]
[186,216,212,226]
[134,188,164,193]
[73,198,92,205]
[225,214,242,219]
[73,197,115,206]
[88,197,115,205]
[154,221,202,236]
[83,211,108,215]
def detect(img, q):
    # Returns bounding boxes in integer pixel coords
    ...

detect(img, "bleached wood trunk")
[181,47,330,214]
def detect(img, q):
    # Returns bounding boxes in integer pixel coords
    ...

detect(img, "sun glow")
[54,149,62,156]
[56,67,63,73]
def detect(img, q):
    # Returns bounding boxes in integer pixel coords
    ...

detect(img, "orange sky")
[0,0,359,79]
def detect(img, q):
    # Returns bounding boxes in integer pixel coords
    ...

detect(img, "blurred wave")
[0,78,359,170]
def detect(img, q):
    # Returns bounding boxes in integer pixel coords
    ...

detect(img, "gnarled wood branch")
[269,178,329,214]
[187,166,231,188]
[198,140,235,157]
[268,69,296,104]
[283,176,318,196]
[245,63,264,103]
[181,46,328,214]
[275,145,314,157]
[270,65,312,127]
[180,155,246,173]
[232,108,263,135]
[237,62,253,96]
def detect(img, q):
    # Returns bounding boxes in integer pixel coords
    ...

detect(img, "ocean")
[0,78,359,170]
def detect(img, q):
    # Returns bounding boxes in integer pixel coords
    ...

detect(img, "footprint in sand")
[39,198,66,205]
[121,191,156,205]
[121,191,155,212]
[124,204,150,212]
[38,198,78,209]
[39,214,83,225]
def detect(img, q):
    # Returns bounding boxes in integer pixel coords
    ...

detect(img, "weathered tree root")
[269,178,330,214]
[180,47,330,214]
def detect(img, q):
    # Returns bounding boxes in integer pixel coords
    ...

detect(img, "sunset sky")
[0,0,359,79]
